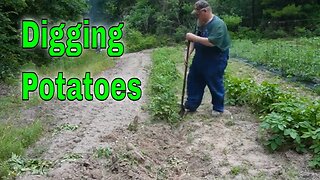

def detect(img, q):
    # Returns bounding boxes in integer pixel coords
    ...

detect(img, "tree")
[0,0,89,80]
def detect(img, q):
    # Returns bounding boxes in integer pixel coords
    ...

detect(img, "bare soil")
[18,51,320,180]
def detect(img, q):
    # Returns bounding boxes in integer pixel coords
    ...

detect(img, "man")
[184,0,231,116]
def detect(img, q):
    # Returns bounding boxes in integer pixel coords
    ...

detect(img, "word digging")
[22,19,124,57]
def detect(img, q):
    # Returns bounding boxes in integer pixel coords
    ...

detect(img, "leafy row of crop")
[148,48,181,124]
[225,73,320,168]
[231,37,320,83]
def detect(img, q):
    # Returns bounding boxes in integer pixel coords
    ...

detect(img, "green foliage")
[249,82,283,113]
[0,0,89,81]
[125,29,159,52]
[174,25,189,42]
[124,0,155,33]
[265,4,302,18]
[53,123,79,135]
[103,0,136,23]
[0,121,43,161]
[148,47,181,125]
[25,0,88,21]
[124,0,194,40]
[234,27,263,40]
[231,38,320,83]
[1,153,53,178]
[61,153,83,162]
[225,75,254,105]
[309,154,320,169]
[221,15,242,31]
[95,147,112,159]
[225,73,320,168]
[0,122,43,178]
[230,165,248,176]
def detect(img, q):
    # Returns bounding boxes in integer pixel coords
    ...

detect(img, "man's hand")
[186,33,197,42]
[185,32,214,47]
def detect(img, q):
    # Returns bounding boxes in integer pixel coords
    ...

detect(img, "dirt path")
[18,50,152,180]
[18,53,320,179]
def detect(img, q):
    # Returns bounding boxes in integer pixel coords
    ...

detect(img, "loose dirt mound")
[18,50,152,180]
[97,105,319,179]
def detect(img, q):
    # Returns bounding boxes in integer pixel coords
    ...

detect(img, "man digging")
[184,0,231,117]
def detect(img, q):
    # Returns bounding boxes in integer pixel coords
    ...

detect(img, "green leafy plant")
[95,147,112,159]
[309,154,320,169]
[4,153,54,178]
[148,48,181,124]
[226,74,320,168]
[53,123,79,135]
[231,38,320,85]
[61,153,83,162]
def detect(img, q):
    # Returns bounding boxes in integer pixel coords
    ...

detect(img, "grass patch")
[0,121,43,161]
[0,121,43,178]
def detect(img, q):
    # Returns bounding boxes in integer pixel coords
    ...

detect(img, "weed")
[156,167,168,180]
[222,148,228,155]
[115,152,139,166]
[53,123,79,135]
[254,171,267,179]
[167,156,186,167]
[148,48,182,125]
[186,133,194,144]
[2,153,54,178]
[225,120,235,126]
[95,147,112,159]
[201,152,212,162]
[210,144,215,150]
[61,153,83,162]
[230,165,248,176]
[219,159,230,167]
[127,116,139,132]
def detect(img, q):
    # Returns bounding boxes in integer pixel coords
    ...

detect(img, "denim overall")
[185,18,229,112]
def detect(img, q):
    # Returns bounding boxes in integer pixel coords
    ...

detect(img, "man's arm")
[186,33,214,47]
[184,42,194,65]
[189,42,195,55]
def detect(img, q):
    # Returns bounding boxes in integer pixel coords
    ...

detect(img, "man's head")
[192,0,213,24]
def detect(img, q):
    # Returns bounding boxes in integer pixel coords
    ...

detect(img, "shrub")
[124,29,158,52]
[221,15,242,32]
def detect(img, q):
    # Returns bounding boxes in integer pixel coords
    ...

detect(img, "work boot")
[212,110,223,117]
